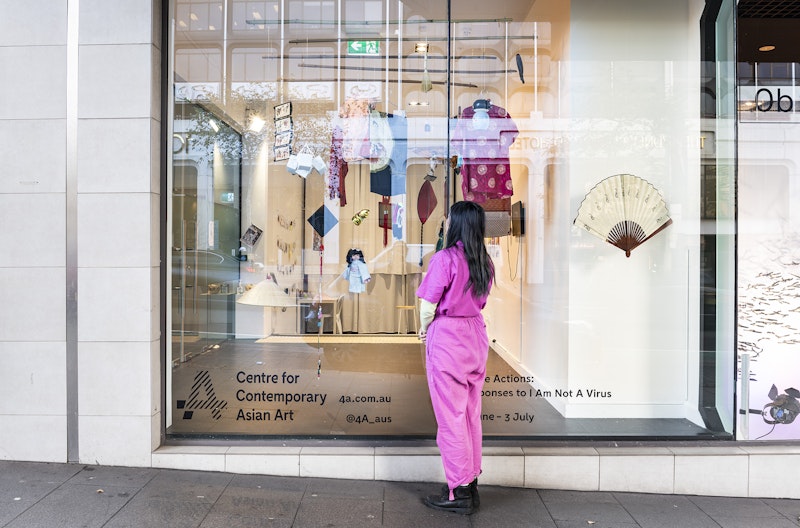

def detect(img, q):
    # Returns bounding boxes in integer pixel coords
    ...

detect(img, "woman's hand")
[418,329,427,343]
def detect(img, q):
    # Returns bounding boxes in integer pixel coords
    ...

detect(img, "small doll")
[342,248,371,293]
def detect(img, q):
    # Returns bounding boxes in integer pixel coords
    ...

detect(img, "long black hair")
[444,201,494,297]
[346,248,366,265]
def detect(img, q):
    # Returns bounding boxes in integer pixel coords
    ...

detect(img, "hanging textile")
[327,125,349,206]
[340,98,371,162]
[451,102,519,203]
[386,112,408,194]
[368,110,393,172]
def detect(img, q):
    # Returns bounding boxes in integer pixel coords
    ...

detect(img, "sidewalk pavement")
[2,461,800,528]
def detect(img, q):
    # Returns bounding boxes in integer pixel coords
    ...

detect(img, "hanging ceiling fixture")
[417,41,432,92]
[236,274,294,309]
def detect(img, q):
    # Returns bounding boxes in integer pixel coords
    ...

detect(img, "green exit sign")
[348,40,380,55]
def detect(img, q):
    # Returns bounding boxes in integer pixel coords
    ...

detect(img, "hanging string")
[316,242,324,378]
[310,26,324,378]
[481,38,487,97]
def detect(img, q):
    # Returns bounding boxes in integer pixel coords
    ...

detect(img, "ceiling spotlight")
[248,116,266,133]
[415,42,429,54]
[759,45,776,52]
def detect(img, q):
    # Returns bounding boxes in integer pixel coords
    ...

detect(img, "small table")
[297,296,337,334]
[396,304,418,334]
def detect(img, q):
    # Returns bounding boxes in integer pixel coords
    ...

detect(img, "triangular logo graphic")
[176,370,228,421]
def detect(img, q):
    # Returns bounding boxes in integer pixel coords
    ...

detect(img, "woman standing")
[416,200,494,515]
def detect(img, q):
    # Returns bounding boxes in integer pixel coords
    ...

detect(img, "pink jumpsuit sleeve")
[416,251,452,305]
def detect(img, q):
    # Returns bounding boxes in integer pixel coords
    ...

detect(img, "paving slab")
[2,461,800,528]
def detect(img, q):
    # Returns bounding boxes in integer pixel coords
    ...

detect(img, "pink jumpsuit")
[416,242,490,496]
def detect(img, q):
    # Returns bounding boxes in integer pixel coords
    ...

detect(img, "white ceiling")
[399,0,536,21]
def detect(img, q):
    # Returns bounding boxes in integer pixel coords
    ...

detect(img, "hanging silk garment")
[327,125,349,206]
[340,98,371,162]
[388,113,408,196]
[450,103,519,203]
[368,110,394,172]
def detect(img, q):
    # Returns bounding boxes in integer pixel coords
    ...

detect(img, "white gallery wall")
[0,0,69,460]
[564,0,703,419]
[0,0,162,463]
[484,2,572,406]
[476,0,709,420]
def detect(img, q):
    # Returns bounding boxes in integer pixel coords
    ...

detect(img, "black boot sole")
[422,499,475,515]
[422,497,474,515]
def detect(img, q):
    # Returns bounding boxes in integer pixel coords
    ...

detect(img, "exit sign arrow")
[348,40,379,55]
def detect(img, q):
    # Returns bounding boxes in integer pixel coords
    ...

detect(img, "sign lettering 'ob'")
[756,88,795,112]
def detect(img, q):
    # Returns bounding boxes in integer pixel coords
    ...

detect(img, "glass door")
[171,102,242,365]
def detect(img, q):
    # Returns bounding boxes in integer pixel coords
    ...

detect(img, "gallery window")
[165,0,737,440]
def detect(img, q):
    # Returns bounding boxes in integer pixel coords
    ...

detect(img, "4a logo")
[177,370,228,420]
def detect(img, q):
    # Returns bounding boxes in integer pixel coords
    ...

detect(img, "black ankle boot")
[423,484,474,515]
[469,478,480,509]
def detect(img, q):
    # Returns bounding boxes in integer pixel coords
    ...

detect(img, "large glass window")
[736,1,800,441]
[166,0,736,440]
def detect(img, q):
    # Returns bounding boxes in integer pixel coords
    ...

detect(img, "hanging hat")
[307,205,338,237]
[472,98,491,111]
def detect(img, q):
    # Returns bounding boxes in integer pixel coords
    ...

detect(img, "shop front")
[166,0,736,446]
[8,0,800,497]
[165,0,738,442]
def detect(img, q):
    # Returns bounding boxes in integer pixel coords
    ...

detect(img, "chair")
[396,300,418,334]
[332,294,344,334]
[318,295,344,335]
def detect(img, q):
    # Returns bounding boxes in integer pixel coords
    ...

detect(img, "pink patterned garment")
[451,104,519,203]
[340,98,371,162]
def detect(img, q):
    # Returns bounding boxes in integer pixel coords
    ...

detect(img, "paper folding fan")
[574,174,673,257]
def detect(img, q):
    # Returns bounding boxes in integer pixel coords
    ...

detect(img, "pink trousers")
[425,315,488,496]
